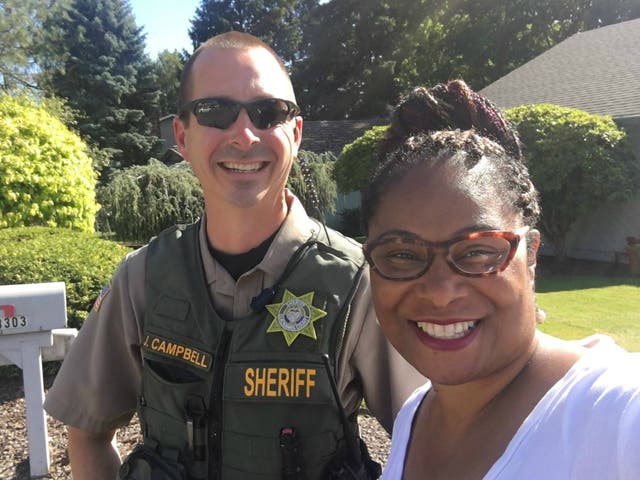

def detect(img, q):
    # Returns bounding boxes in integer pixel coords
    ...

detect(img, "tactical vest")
[138,221,366,480]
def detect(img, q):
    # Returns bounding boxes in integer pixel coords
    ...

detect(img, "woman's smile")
[415,319,480,340]
[412,318,482,352]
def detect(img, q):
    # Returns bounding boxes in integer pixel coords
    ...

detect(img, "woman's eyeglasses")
[180,97,300,130]
[363,228,529,281]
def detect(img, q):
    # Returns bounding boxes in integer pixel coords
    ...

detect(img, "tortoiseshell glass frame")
[363,228,528,281]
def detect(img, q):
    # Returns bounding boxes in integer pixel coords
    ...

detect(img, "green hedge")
[333,125,388,193]
[506,104,639,259]
[0,227,130,329]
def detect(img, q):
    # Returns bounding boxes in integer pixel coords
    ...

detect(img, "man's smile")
[220,161,265,172]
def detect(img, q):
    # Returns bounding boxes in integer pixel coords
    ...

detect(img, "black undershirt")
[209,230,278,280]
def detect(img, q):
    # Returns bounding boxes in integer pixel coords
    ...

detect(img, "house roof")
[481,18,640,119]
[300,118,388,155]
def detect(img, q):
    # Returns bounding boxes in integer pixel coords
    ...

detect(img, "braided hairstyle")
[362,80,540,234]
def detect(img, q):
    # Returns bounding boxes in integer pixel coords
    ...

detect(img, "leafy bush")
[333,125,388,193]
[288,150,338,218]
[506,104,640,259]
[0,227,130,329]
[0,95,98,231]
[96,160,204,244]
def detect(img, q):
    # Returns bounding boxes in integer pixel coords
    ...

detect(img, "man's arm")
[44,252,146,478]
[68,426,121,480]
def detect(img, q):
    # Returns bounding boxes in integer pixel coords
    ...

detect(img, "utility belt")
[117,436,380,480]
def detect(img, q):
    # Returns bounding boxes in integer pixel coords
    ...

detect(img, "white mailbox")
[0,282,67,335]
[0,282,68,478]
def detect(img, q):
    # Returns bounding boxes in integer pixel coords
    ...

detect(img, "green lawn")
[536,275,640,352]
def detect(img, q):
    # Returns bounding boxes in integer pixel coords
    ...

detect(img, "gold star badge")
[266,289,327,346]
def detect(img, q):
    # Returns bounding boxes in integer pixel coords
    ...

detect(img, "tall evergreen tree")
[188,0,318,65]
[38,0,161,174]
[0,0,69,91]
[152,50,185,116]
[292,0,432,119]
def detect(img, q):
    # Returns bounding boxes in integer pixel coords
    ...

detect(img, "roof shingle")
[300,118,388,155]
[481,18,640,119]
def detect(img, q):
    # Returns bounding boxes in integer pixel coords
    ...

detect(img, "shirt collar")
[197,190,320,285]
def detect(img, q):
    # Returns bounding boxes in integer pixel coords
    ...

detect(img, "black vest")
[139,222,366,479]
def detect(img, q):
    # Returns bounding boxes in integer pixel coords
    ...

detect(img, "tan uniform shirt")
[44,194,424,434]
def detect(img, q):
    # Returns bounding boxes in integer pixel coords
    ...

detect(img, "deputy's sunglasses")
[364,227,529,281]
[180,97,300,130]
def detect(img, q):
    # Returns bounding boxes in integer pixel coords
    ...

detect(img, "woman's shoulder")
[533,334,640,427]
[581,345,640,391]
[539,332,639,390]
[550,342,640,413]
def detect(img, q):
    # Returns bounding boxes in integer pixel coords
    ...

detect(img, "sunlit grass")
[536,275,640,352]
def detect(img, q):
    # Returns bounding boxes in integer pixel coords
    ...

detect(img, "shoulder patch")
[93,282,111,312]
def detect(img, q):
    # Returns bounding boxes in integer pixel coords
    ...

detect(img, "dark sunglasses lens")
[194,100,241,128]
[248,99,293,129]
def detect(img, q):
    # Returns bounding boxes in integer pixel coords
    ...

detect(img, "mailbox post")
[0,282,67,478]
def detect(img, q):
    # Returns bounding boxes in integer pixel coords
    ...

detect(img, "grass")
[536,275,640,352]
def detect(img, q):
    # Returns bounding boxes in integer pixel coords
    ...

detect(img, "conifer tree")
[38,0,161,175]
[0,0,69,91]
[152,50,185,116]
[188,0,318,65]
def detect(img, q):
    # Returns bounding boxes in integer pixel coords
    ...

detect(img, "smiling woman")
[363,80,640,480]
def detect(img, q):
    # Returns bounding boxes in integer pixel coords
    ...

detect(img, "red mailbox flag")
[0,305,16,317]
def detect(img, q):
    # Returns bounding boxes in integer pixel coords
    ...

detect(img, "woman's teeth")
[417,320,478,340]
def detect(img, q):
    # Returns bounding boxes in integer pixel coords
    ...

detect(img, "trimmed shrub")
[289,150,338,218]
[0,95,98,232]
[506,104,640,259]
[0,227,130,329]
[333,125,388,193]
[96,160,204,244]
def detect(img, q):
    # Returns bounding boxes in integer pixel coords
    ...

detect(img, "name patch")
[243,367,317,398]
[143,334,212,371]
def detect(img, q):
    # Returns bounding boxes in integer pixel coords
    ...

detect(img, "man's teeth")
[417,320,478,339]
[223,162,262,172]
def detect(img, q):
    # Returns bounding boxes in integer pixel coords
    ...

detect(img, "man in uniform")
[44,32,424,480]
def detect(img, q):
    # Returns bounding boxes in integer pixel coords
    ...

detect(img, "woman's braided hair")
[362,80,540,233]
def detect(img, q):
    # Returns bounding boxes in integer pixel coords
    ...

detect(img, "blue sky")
[130,0,202,58]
